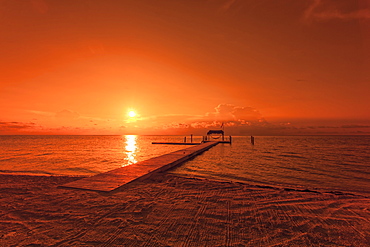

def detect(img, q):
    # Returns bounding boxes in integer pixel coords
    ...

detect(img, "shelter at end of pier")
[203,129,231,143]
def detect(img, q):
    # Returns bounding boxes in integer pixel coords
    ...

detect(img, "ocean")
[0,135,369,196]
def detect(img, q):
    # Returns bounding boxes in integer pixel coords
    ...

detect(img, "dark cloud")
[0,121,37,133]
[341,124,370,129]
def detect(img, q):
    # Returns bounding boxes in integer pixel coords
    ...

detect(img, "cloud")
[126,103,370,135]
[0,121,38,134]
[220,0,237,12]
[304,0,370,22]
[206,104,263,122]
[55,109,80,119]
[341,124,370,129]
[6,105,367,135]
[128,103,267,135]
[134,104,264,130]
[27,110,55,117]
[303,0,321,21]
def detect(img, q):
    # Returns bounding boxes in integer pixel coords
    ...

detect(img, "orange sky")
[1,0,369,135]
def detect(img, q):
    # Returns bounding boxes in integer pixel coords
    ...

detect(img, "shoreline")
[0,172,88,177]
[168,172,370,199]
[2,172,369,198]
[1,173,370,246]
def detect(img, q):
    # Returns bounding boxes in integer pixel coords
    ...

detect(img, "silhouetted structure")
[206,130,225,141]
[206,130,224,136]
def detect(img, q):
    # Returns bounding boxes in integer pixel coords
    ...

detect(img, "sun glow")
[126,109,139,123]
[128,110,137,118]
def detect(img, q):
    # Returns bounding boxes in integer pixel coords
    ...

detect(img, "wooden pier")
[60,142,219,192]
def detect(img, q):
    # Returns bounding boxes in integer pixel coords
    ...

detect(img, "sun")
[128,110,137,118]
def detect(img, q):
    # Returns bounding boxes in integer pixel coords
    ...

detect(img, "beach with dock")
[1,138,370,246]
[2,0,369,245]
[1,173,370,246]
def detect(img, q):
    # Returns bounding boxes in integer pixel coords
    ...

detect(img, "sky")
[1,0,369,135]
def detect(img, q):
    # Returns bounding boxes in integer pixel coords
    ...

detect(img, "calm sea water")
[0,135,191,176]
[0,135,369,196]
[171,136,370,196]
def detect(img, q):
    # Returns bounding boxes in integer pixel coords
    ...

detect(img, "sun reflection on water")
[124,135,137,166]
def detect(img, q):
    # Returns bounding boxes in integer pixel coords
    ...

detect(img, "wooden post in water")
[251,136,255,145]
[229,136,232,143]
[190,134,193,143]
[184,136,187,143]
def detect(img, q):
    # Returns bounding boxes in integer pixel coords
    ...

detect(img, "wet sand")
[1,173,370,246]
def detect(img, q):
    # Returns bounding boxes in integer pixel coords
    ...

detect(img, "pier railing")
[202,135,232,143]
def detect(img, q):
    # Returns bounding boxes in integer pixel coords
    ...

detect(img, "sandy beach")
[1,173,370,246]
